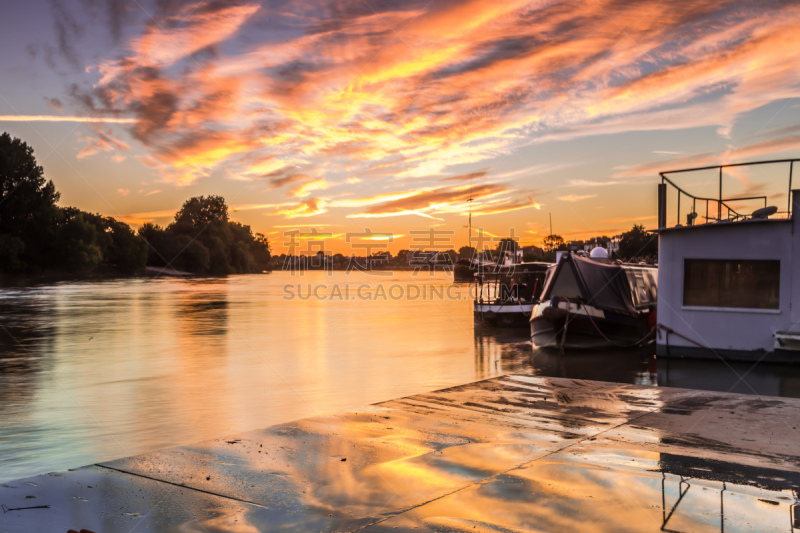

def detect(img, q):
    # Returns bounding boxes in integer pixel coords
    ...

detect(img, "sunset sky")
[2,0,800,254]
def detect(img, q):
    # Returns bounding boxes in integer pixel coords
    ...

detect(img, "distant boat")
[530,249,657,349]
[474,262,551,328]
[453,259,477,282]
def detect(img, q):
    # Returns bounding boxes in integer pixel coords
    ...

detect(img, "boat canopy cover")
[544,253,639,316]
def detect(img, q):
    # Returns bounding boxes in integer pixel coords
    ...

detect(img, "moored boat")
[454,258,477,282]
[530,249,657,349]
[474,262,551,328]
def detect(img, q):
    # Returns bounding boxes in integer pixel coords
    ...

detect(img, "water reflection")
[175,280,230,337]
[658,357,800,399]
[3,271,800,486]
[473,328,533,376]
[0,272,503,482]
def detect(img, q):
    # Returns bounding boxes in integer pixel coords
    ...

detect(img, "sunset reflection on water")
[1,271,510,482]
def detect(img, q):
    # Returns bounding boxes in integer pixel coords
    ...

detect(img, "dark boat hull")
[530,302,650,349]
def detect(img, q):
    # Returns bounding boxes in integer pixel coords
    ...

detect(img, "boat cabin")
[538,252,657,315]
[655,158,800,362]
[476,262,551,304]
[474,262,552,328]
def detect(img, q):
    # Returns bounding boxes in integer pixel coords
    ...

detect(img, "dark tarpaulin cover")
[566,253,637,316]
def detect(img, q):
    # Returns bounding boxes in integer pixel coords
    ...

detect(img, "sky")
[2,0,800,255]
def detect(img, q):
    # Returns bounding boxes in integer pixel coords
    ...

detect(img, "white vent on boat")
[590,247,609,259]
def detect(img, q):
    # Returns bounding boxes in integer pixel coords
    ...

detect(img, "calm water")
[2,271,799,483]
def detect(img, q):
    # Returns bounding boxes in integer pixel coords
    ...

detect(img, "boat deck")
[2,375,800,531]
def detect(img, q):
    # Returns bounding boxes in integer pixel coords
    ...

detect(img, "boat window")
[683,259,780,309]
[549,265,583,300]
[630,270,649,306]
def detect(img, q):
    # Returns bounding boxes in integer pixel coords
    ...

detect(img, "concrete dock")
[2,375,800,532]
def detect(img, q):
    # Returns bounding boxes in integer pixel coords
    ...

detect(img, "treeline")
[0,132,270,277]
[138,195,271,275]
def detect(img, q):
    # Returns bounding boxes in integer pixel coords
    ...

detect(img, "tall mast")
[468,177,473,253]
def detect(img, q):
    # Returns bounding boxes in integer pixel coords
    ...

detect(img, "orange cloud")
[63,0,800,202]
[559,194,598,202]
[271,198,327,218]
[290,178,328,198]
[116,209,176,226]
[97,3,260,81]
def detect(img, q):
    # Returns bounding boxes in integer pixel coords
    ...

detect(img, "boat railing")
[657,158,800,228]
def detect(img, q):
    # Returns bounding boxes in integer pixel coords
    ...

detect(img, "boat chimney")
[657,182,667,229]
[793,189,800,234]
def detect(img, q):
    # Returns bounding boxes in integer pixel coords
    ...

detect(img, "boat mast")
[468,180,473,254]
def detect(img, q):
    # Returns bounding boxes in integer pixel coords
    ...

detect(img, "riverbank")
[2,375,798,531]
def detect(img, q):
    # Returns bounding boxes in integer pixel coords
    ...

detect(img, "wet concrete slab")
[2,375,799,532]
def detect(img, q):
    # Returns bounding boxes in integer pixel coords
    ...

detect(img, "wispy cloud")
[37,0,800,239]
[0,115,136,123]
[77,125,130,159]
[559,194,598,202]
[56,0,800,192]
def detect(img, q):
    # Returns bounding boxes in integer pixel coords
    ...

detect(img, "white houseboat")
[656,158,800,362]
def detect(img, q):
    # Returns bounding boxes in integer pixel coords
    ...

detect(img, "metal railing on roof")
[657,158,800,228]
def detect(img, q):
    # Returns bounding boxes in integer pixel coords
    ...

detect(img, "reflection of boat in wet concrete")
[474,262,550,327]
[530,249,657,349]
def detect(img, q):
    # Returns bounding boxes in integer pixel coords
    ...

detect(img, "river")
[2,270,799,483]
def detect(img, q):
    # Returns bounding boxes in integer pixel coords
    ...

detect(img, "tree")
[0,133,60,234]
[53,210,103,272]
[138,196,271,275]
[0,234,25,271]
[495,238,519,254]
[0,132,61,269]
[104,217,148,273]
[542,234,565,252]
[522,251,540,262]
[173,195,229,229]
[458,245,476,261]
[617,224,657,261]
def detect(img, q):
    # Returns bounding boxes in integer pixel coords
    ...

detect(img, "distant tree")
[104,217,147,273]
[458,245,476,261]
[250,232,271,270]
[617,224,657,261]
[542,234,564,252]
[495,238,519,254]
[395,249,410,265]
[173,195,229,228]
[139,196,270,275]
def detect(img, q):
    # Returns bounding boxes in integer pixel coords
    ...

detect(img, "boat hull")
[474,302,534,328]
[530,300,650,349]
